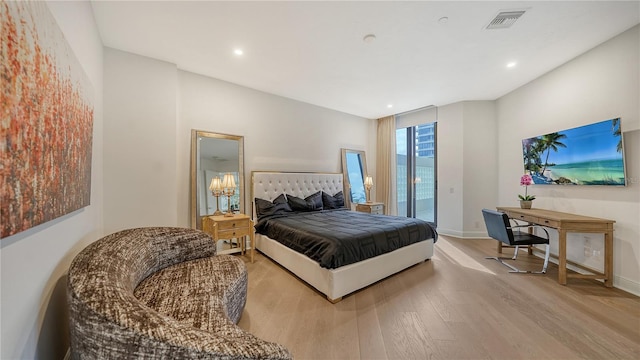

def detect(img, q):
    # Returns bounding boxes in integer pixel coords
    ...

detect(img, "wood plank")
[355,288,388,359]
[238,236,640,359]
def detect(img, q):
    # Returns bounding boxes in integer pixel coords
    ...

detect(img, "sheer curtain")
[376,115,397,215]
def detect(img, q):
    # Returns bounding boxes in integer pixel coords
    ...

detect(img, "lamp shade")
[222,173,236,189]
[364,176,373,187]
[209,177,222,191]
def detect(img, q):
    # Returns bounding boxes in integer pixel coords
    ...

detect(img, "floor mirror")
[190,130,244,231]
[341,148,368,209]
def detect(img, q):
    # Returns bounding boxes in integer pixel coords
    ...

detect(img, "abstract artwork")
[1,1,94,238]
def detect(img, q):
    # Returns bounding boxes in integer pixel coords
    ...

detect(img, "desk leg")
[497,241,503,254]
[604,230,613,287]
[558,229,567,285]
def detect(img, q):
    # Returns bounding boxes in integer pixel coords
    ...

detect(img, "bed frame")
[251,171,434,303]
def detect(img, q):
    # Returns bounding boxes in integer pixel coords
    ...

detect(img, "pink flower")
[518,174,536,201]
[520,174,534,186]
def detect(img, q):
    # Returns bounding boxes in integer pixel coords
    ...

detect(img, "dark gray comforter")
[255,209,437,269]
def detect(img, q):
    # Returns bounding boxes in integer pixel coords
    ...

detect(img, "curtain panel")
[376,115,397,215]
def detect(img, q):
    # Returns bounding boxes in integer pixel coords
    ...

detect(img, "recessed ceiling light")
[234,49,244,56]
[438,17,449,24]
[363,34,376,43]
[387,104,393,108]
[507,61,517,68]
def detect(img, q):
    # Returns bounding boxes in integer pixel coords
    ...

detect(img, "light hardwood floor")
[237,235,640,359]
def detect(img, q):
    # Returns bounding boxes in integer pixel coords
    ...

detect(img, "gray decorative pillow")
[322,191,345,209]
[287,191,323,212]
[255,194,292,220]
[272,193,288,205]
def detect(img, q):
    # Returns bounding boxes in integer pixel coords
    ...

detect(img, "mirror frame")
[190,130,244,229]
[341,148,368,209]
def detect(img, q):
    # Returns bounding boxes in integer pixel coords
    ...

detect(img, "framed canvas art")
[1,1,94,238]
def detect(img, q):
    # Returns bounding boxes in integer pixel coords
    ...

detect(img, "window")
[396,122,436,223]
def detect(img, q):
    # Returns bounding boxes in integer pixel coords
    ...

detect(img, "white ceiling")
[91,1,639,119]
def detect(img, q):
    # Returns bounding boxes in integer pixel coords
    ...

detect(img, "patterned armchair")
[67,227,291,359]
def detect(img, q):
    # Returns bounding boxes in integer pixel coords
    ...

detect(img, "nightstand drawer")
[217,227,250,239]
[217,218,250,231]
[356,203,384,215]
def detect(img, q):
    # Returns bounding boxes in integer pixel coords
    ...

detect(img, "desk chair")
[482,209,551,274]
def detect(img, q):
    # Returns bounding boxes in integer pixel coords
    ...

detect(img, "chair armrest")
[511,224,550,239]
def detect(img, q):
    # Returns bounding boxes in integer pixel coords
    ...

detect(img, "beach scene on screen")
[522,118,626,186]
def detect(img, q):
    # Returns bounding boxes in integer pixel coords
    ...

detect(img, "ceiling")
[91,1,639,119]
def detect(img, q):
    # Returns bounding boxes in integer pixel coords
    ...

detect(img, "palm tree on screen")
[523,138,543,173]
[532,139,546,174]
[540,132,567,176]
[612,118,622,153]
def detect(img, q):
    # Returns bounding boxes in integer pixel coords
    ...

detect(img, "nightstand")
[355,202,385,215]
[202,213,254,263]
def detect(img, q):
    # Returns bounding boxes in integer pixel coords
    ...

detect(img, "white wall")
[436,101,497,237]
[496,25,640,294]
[0,2,104,359]
[462,101,498,236]
[101,51,374,231]
[103,48,178,234]
[177,70,375,222]
[436,102,465,236]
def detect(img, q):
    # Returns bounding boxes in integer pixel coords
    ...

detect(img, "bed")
[251,171,436,302]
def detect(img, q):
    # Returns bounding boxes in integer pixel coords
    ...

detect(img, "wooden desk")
[496,207,615,287]
[202,213,255,263]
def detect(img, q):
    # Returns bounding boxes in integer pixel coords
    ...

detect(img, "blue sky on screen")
[538,119,621,165]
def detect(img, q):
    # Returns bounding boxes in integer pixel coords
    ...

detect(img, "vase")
[520,200,532,209]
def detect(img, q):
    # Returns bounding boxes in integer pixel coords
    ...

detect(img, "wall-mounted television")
[522,118,626,186]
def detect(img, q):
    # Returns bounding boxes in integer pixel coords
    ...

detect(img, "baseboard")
[436,228,464,238]
[614,275,640,297]
[436,228,487,239]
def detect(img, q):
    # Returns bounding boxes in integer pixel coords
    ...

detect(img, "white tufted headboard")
[251,171,344,219]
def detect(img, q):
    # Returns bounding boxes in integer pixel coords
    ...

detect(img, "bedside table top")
[205,213,250,221]
[356,202,384,206]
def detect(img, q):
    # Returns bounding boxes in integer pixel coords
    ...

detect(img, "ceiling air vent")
[486,10,526,29]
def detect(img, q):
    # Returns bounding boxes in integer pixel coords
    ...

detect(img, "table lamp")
[222,173,236,217]
[209,176,223,216]
[364,176,373,203]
